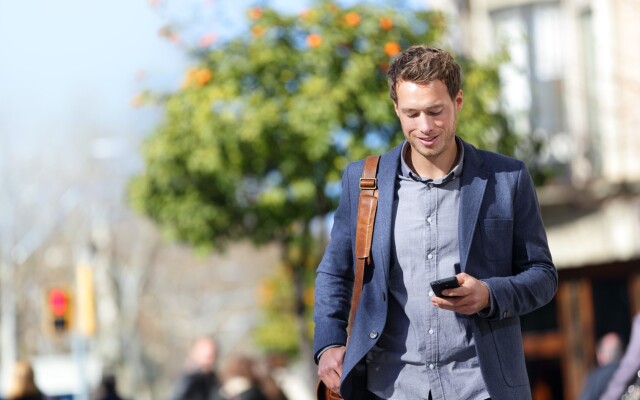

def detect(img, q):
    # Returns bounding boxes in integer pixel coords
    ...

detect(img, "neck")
[407,140,459,179]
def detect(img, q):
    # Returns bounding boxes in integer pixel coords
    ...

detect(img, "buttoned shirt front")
[366,138,489,400]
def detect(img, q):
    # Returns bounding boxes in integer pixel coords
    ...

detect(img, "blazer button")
[369,331,378,339]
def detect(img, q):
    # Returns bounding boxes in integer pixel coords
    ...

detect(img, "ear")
[393,101,400,118]
[455,90,463,112]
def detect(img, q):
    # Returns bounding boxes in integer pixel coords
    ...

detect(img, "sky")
[0,0,427,171]
[0,0,315,177]
[0,0,189,175]
[0,0,428,233]
[0,0,199,253]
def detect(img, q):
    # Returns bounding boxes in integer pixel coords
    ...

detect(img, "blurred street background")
[1,0,639,399]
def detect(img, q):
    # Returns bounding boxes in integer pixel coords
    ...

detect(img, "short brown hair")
[387,45,461,103]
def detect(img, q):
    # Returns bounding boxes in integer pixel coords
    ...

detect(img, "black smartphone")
[430,276,460,297]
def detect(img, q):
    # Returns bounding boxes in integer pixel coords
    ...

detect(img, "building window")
[490,3,570,178]
[579,8,602,177]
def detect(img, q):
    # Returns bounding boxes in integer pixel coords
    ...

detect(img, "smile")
[417,135,439,146]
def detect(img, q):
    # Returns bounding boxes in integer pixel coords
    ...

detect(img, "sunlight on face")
[394,80,463,172]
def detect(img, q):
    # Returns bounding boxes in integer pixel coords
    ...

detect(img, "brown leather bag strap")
[348,155,380,335]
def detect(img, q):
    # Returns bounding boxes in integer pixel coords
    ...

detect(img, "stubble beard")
[410,122,457,161]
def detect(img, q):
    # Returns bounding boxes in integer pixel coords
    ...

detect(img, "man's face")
[394,79,463,165]
[191,338,217,372]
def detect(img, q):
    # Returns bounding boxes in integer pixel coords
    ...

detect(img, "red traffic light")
[48,288,69,317]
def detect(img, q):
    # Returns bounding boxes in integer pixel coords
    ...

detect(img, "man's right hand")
[318,346,346,394]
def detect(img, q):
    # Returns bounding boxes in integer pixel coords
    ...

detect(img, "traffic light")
[45,287,73,334]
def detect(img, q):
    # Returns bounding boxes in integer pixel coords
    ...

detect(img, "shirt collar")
[400,136,465,184]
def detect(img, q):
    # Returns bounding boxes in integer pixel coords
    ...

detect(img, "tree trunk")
[292,262,316,388]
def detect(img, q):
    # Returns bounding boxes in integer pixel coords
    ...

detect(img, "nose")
[417,113,432,133]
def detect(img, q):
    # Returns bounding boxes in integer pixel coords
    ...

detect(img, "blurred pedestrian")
[220,354,268,400]
[5,360,47,400]
[93,373,127,400]
[601,313,640,400]
[170,336,224,400]
[261,353,314,400]
[579,332,623,400]
[253,355,288,400]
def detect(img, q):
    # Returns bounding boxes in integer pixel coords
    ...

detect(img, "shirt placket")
[424,182,441,393]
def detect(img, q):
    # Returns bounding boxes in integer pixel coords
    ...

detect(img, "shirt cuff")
[316,344,343,363]
[477,280,496,318]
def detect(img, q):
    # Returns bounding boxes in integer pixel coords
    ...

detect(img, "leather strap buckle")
[359,177,377,190]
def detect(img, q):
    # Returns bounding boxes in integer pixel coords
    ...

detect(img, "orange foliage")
[182,67,212,88]
[384,41,401,57]
[199,33,216,48]
[131,93,144,108]
[158,26,179,43]
[248,7,263,20]
[251,25,265,38]
[300,9,313,20]
[306,33,323,48]
[195,68,212,85]
[379,17,393,30]
[257,281,275,305]
[344,12,361,27]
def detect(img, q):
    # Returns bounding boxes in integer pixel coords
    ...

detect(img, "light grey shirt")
[366,138,489,400]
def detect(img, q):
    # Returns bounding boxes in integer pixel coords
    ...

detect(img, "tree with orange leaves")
[131,0,519,368]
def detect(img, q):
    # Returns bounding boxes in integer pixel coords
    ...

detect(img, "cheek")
[399,116,414,130]
[438,114,454,129]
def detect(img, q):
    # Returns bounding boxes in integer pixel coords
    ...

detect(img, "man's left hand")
[431,273,490,315]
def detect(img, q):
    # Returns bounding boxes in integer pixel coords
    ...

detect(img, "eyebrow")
[399,104,444,113]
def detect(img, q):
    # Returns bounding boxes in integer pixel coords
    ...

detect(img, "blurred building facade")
[443,0,640,398]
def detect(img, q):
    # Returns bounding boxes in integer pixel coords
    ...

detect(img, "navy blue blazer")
[313,139,558,400]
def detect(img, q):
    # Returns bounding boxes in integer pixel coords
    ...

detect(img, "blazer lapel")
[459,141,487,271]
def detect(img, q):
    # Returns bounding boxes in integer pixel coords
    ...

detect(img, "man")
[170,337,224,400]
[313,46,558,400]
[579,332,623,400]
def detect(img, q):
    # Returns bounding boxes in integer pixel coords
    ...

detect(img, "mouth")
[416,135,439,147]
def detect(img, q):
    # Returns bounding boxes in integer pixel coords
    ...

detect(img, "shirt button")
[427,217,432,223]
[427,253,433,260]
[429,364,435,370]
[428,329,434,335]
[369,331,378,339]
[429,291,434,297]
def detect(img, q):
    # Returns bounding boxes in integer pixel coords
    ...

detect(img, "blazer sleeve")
[313,162,359,362]
[482,163,558,319]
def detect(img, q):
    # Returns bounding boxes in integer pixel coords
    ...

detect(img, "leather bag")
[316,155,380,400]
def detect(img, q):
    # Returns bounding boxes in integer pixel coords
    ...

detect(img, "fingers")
[318,346,346,393]
[431,273,490,315]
